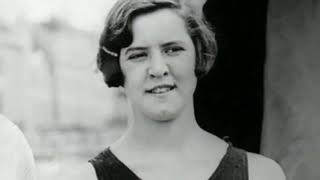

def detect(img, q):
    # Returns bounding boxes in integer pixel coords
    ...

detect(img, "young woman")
[0,115,36,180]
[86,0,286,179]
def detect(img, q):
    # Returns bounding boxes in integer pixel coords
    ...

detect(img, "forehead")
[129,9,190,47]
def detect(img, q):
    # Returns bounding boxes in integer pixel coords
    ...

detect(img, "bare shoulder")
[83,162,97,179]
[0,114,26,146]
[247,152,286,180]
[0,114,17,132]
[0,115,34,154]
[70,162,97,180]
[0,115,36,180]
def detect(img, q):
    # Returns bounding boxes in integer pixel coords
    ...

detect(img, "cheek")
[120,60,134,87]
[122,67,145,96]
[182,57,197,91]
[119,63,131,95]
[174,62,197,87]
[174,54,197,79]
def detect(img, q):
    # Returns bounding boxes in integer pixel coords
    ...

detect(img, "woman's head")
[97,0,217,87]
[119,7,197,121]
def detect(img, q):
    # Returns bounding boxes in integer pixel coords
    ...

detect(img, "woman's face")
[119,9,197,122]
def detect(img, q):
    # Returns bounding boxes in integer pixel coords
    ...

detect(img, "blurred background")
[2,0,320,180]
[0,0,128,179]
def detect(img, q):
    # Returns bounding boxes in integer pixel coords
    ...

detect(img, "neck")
[114,99,206,152]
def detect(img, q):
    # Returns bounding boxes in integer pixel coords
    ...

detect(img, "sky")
[0,0,117,31]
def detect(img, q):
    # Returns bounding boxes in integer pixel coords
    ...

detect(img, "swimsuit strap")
[209,145,249,180]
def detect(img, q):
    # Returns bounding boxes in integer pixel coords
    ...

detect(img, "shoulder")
[0,114,19,136]
[87,148,124,179]
[66,162,97,180]
[0,115,31,151]
[0,115,36,180]
[0,115,28,150]
[247,152,286,180]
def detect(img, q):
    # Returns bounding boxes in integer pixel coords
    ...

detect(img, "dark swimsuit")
[89,145,248,180]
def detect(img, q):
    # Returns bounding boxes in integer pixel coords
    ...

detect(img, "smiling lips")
[145,84,177,94]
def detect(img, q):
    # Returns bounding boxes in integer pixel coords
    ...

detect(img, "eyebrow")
[161,41,184,48]
[124,41,186,55]
[125,47,148,55]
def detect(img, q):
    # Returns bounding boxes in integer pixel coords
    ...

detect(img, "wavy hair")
[97,0,217,87]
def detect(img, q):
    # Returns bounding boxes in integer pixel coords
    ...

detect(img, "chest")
[127,158,219,180]
[90,146,249,180]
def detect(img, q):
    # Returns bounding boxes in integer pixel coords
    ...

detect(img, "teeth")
[151,87,171,94]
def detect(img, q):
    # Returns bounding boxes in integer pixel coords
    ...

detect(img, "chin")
[149,112,177,122]
[144,106,181,122]
[132,93,187,122]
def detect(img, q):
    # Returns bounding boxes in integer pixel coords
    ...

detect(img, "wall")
[262,0,320,179]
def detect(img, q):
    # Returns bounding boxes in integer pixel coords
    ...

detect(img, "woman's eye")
[164,47,184,55]
[128,53,147,60]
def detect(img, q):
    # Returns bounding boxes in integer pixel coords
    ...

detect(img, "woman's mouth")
[146,84,176,94]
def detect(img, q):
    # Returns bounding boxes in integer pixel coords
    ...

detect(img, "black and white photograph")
[0,0,319,179]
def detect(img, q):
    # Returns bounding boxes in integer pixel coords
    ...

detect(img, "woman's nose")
[148,54,169,78]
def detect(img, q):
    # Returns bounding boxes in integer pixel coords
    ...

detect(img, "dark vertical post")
[195,0,268,153]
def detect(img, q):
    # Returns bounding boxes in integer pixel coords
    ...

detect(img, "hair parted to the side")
[97,0,217,87]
